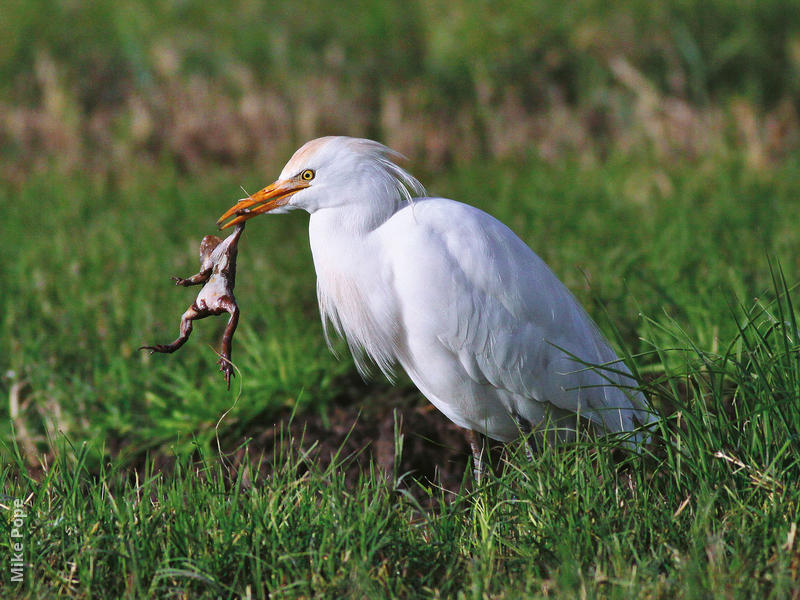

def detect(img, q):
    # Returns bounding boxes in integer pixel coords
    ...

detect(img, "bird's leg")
[215,297,240,390]
[512,413,537,462]
[140,305,203,354]
[467,429,487,483]
[172,267,212,287]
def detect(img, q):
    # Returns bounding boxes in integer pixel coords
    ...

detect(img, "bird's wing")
[383,198,651,433]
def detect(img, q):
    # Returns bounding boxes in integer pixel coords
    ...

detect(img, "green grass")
[0,165,352,461]
[3,2,800,597]
[4,0,800,183]
[4,0,800,105]
[2,151,800,597]
[1,331,798,599]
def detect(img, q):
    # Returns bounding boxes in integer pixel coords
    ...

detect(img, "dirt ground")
[246,386,478,497]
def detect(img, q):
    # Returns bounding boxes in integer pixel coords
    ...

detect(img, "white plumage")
[218,136,653,448]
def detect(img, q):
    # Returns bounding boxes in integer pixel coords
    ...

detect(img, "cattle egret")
[218,136,653,472]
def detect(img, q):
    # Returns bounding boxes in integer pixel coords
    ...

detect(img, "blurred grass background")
[2,0,800,179]
[5,0,800,455]
[2,2,800,597]
[3,0,800,467]
[2,0,800,469]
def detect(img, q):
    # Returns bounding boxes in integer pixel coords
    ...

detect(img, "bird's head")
[217,136,424,229]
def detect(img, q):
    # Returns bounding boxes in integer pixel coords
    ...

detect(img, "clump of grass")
[642,260,800,493]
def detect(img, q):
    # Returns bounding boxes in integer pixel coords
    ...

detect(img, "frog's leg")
[215,297,240,390]
[140,305,203,354]
[172,268,212,287]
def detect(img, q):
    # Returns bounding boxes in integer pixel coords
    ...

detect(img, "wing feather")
[386,198,652,434]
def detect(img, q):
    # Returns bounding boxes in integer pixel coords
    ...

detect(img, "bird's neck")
[309,209,371,265]
[309,199,400,238]
[308,205,389,300]
[307,205,402,380]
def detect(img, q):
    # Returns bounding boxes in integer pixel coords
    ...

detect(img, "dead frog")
[140,223,244,389]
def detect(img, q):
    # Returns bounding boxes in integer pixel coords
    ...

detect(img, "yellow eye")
[300,169,315,181]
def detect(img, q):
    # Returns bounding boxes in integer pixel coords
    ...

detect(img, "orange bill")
[217,179,309,229]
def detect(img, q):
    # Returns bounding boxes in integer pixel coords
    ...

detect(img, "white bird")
[218,136,653,473]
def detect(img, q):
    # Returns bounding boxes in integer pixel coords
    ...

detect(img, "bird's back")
[375,198,653,441]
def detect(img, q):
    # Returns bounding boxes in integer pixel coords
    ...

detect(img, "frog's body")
[140,223,244,389]
[192,227,240,314]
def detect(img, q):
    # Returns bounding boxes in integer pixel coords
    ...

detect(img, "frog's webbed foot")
[217,354,235,390]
